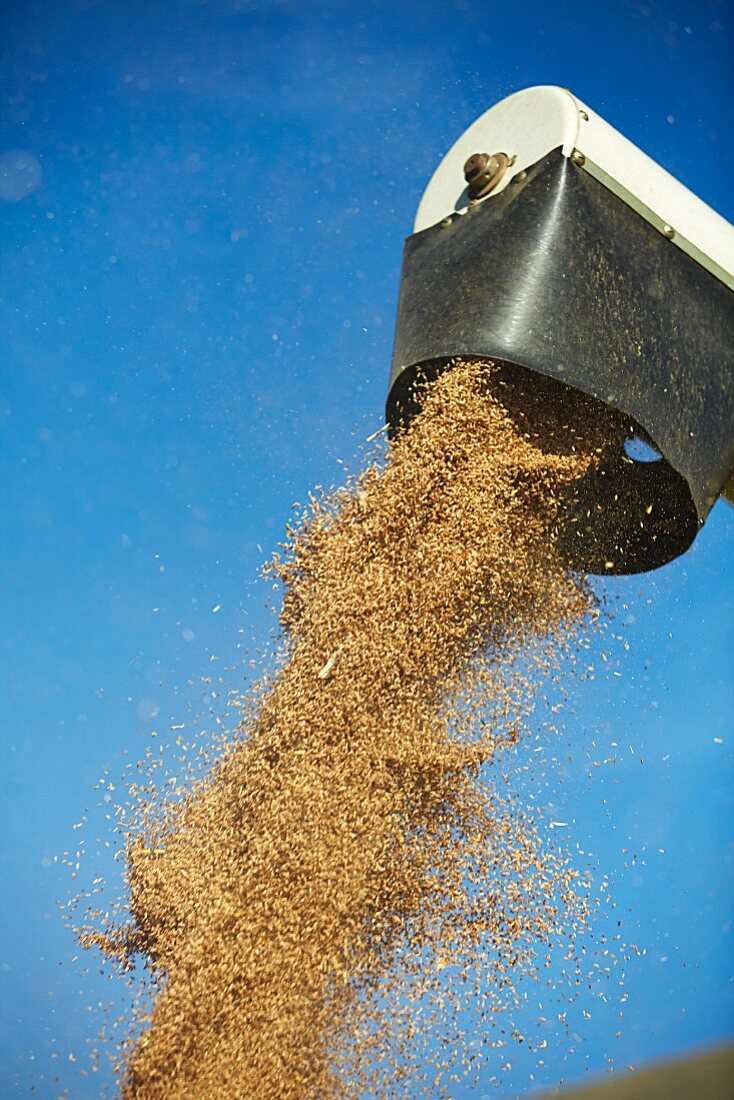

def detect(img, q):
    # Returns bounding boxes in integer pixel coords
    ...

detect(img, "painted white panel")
[414,85,579,231]
[414,85,734,291]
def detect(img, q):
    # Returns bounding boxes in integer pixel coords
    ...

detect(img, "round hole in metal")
[624,435,663,463]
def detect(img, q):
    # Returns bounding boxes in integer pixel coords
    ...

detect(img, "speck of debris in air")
[70,361,628,1098]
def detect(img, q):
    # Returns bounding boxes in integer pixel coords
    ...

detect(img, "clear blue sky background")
[1,0,732,1096]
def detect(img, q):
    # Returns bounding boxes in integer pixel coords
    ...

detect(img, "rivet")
[571,149,586,166]
[440,216,452,227]
[662,224,675,239]
[513,170,528,184]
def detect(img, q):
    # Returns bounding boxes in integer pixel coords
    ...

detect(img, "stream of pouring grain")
[80,360,606,1098]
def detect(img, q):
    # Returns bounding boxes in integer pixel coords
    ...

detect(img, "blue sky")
[1,0,732,1096]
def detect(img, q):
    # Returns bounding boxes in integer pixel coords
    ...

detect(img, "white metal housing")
[414,86,734,292]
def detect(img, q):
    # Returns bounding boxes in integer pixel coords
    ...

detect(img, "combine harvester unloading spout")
[387,86,734,575]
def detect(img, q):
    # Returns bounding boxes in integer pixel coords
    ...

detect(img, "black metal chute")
[387,150,734,575]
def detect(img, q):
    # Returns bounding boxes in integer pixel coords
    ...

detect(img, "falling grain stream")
[82,360,609,1098]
